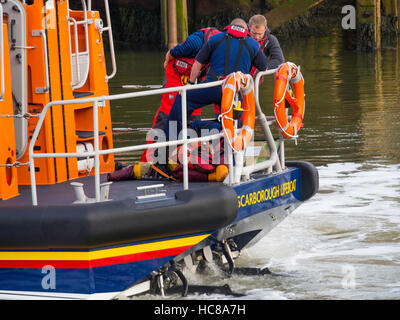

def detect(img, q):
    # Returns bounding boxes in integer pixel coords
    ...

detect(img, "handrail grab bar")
[102,0,117,82]
[67,0,90,90]
[31,30,49,94]
[68,17,81,88]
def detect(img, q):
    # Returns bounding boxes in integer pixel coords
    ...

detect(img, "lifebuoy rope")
[219,72,255,152]
[273,62,304,139]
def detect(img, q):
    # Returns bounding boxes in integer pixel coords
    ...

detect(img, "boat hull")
[175,161,319,260]
[0,234,209,299]
[228,161,319,250]
[0,162,318,298]
[0,186,238,299]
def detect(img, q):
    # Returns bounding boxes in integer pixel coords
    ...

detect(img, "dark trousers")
[164,84,222,139]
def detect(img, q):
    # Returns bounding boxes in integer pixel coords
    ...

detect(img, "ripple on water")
[240,162,400,299]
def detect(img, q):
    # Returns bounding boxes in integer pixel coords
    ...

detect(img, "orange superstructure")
[0,1,115,199]
[0,22,19,200]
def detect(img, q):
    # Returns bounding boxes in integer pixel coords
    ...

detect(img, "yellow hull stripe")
[0,234,209,261]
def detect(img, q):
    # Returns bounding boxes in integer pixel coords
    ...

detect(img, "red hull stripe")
[0,245,191,269]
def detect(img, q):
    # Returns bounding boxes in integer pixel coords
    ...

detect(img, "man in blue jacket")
[142,28,220,162]
[164,18,268,139]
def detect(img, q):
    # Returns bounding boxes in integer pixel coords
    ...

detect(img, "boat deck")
[0,174,220,208]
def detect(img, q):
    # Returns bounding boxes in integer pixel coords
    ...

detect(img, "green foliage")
[109,5,162,49]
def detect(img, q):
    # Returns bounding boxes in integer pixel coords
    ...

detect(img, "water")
[241,162,400,299]
[109,35,400,299]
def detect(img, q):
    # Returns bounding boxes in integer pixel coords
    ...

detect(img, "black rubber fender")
[286,161,319,201]
[0,185,238,250]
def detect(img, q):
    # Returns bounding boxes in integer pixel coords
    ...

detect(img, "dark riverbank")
[69,0,398,50]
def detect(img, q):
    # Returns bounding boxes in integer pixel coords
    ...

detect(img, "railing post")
[181,88,188,190]
[93,100,102,202]
[227,145,234,186]
[279,134,285,169]
[29,103,56,206]
[254,68,282,173]
[29,157,37,206]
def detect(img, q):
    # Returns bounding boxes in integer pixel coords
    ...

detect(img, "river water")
[109,34,400,300]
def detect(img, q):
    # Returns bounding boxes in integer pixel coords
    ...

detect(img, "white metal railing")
[29,80,221,205]
[254,68,284,173]
[29,70,284,206]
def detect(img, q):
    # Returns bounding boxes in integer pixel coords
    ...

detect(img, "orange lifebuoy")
[220,72,255,152]
[274,62,305,139]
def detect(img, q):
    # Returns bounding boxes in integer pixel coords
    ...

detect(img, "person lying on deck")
[108,140,229,183]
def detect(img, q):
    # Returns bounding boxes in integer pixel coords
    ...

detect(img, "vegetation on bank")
[68,0,398,50]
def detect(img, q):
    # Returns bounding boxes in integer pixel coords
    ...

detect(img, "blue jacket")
[195,31,268,81]
[170,31,205,58]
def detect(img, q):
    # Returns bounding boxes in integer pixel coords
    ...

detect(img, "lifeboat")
[0,1,318,299]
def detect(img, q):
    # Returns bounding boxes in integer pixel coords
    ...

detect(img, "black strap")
[207,34,229,80]
[242,40,254,64]
[207,34,253,79]
[204,29,212,41]
[224,36,231,74]
[203,27,217,42]
[209,34,228,56]
[233,39,245,72]
[207,68,224,80]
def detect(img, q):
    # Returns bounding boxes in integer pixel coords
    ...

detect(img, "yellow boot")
[208,165,229,182]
